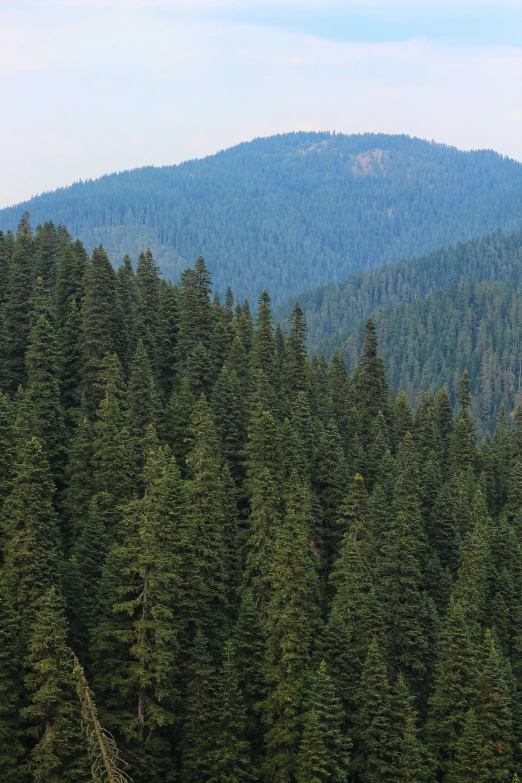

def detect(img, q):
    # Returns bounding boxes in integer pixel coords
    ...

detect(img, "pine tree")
[295,660,350,783]
[61,412,93,547]
[54,240,86,334]
[21,586,89,783]
[314,420,349,567]
[211,365,247,481]
[449,371,477,473]
[60,298,83,414]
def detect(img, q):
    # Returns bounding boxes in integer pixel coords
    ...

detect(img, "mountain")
[1,132,522,303]
[281,229,522,434]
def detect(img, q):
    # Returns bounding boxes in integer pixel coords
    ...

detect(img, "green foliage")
[4,133,522,303]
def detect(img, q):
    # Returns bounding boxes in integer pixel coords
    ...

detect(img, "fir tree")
[21,586,89,783]
[180,631,218,783]
[91,448,183,779]
[447,709,489,783]
[135,248,161,368]
[356,637,394,783]
[81,245,122,413]
[0,586,24,781]
[2,437,60,636]
[282,302,308,400]
[209,643,254,783]
[116,254,137,375]
[3,212,34,391]
[295,660,350,783]
[262,476,320,783]
[26,310,65,475]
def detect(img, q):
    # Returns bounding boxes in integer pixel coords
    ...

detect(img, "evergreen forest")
[2,212,522,783]
[279,229,522,434]
[1,132,521,302]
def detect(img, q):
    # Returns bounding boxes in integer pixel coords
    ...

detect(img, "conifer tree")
[21,587,89,783]
[54,240,85,334]
[34,220,60,288]
[116,254,137,375]
[428,599,478,776]
[251,289,276,384]
[126,338,157,468]
[60,298,83,414]
[0,391,16,504]
[262,476,320,783]
[295,660,350,783]
[178,257,213,360]
[81,245,122,412]
[243,466,282,618]
[91,448,183,779]
[209,642,254,783]
[390,673,431,783]
[2,437,60,635]
[167,376,195,474]
[358,319,388,440]
[448,709,489,783]
[356,637,394,783]
[3,212,34,391]
[378,433,428,682]
[135,248,161,368]
[314,420,349,565]
[182,395,229,651]
[475,629,514,782]
[393,390,414,447]
[91,353,132,533]
[282,302,308,400]
[449,371,477,473]
[156,280,179,399]
[232,590,267,763]
[0,586,24,781]
[26,309,65,475]
[61,412,93,546]
[211,365,247,481]
[180,631,218,783]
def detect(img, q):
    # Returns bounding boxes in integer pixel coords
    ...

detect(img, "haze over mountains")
[1,131,521,304]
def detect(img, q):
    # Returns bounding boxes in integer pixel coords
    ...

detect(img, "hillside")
[283,230,522,433]
[1,132,522,302]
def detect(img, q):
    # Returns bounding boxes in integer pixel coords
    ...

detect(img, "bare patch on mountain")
[350,149,389,176]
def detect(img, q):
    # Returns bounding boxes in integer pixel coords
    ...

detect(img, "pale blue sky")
[1,0,521,208]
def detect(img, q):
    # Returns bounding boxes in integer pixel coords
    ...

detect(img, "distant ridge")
[1,132,521,302]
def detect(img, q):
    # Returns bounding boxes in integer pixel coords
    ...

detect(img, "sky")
[1,0,521,208]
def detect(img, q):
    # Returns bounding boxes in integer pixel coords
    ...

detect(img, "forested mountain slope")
[2,214,522,781]
[1,132,522,302]
[281,230,522,432]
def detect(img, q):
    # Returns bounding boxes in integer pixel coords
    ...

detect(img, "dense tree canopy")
[0,214,521,781]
